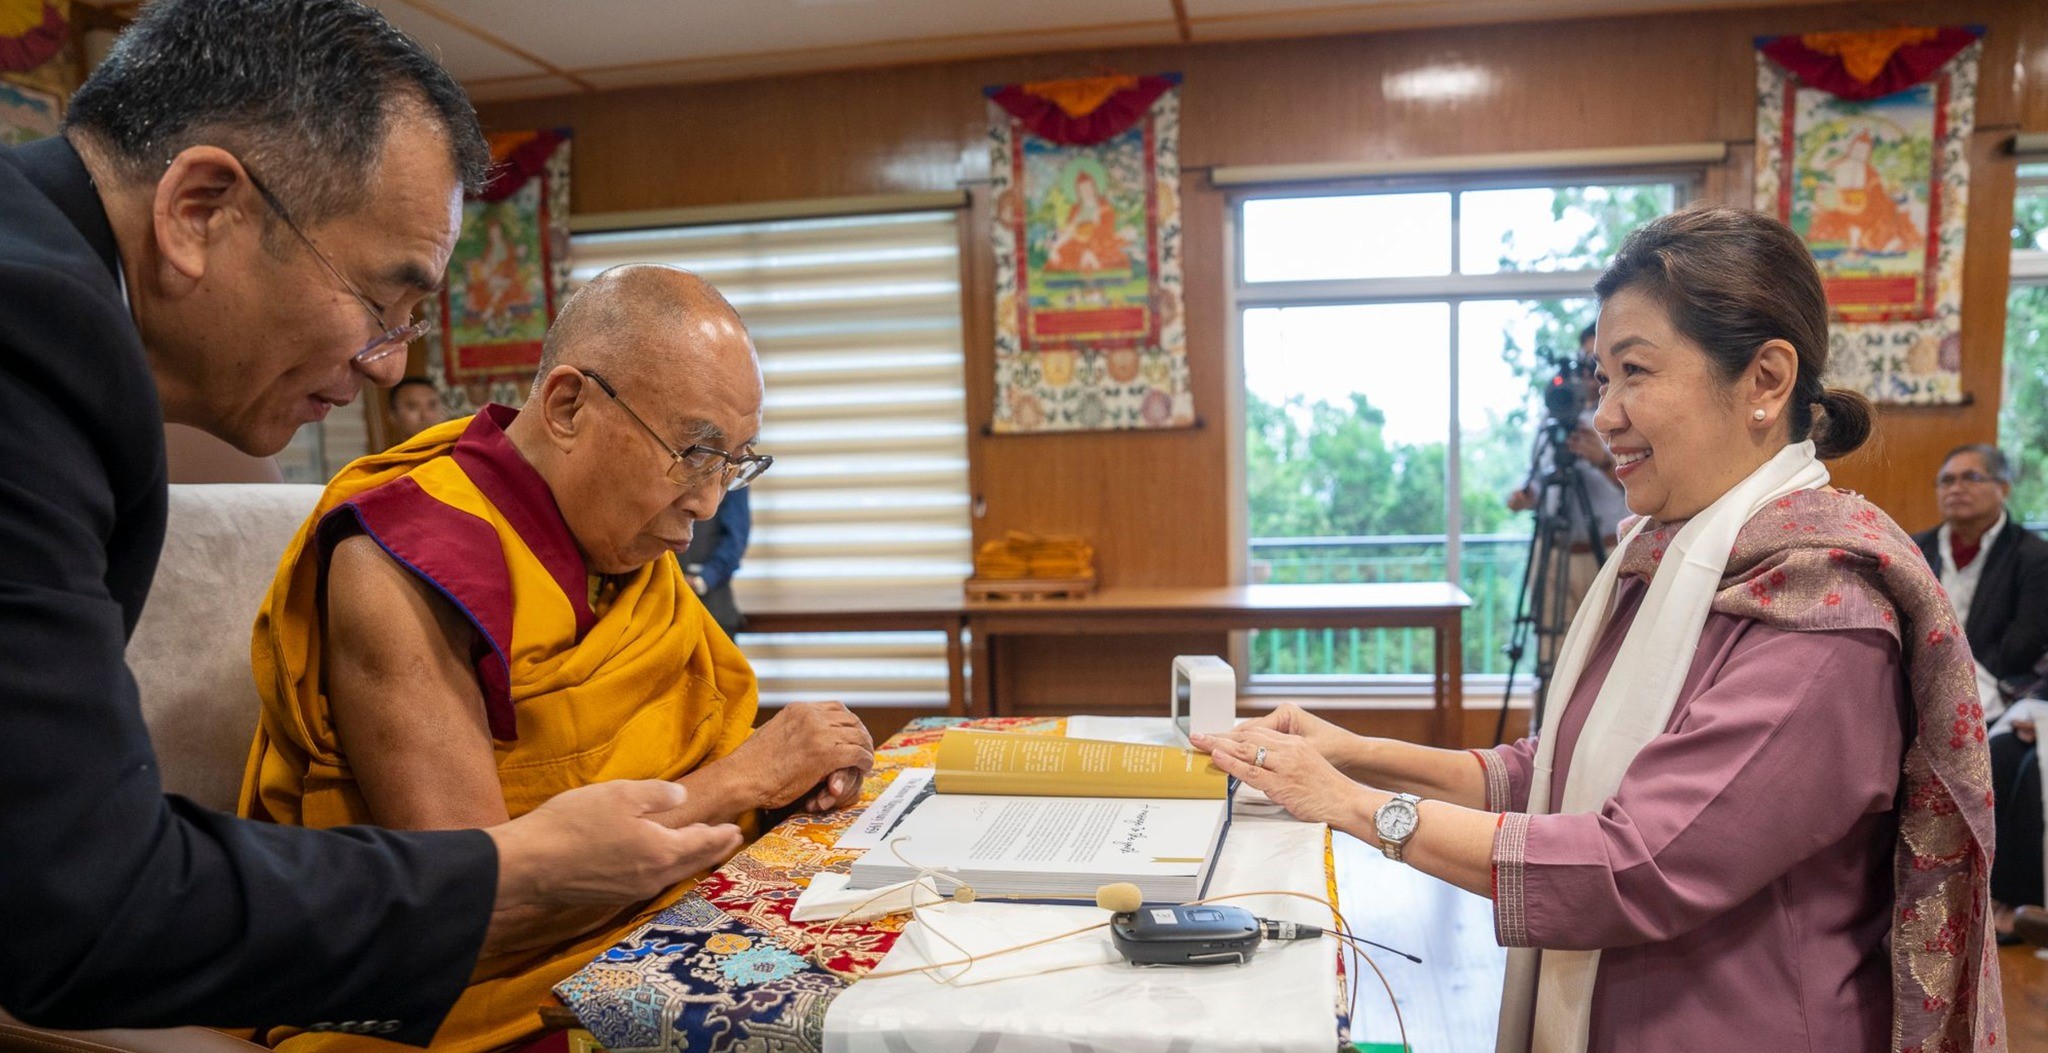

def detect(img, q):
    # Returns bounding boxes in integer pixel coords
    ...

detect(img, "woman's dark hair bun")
[1810,388,1874,461]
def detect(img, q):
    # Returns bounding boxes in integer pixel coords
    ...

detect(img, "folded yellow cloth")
[974,531,1095,580]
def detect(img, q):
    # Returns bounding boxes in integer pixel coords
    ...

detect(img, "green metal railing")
[1248,533,1534,680]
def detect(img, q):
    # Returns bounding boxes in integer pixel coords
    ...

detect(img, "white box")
[1171,655,1236,741]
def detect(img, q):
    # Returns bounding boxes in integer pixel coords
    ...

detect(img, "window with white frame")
[1233,178,1688,687]
[571,210,973,709]
[1999,163,2048,528]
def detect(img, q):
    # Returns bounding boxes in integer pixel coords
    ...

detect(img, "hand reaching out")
[1202,703,1354,767]
[1195,726,1373,832]
[488,780,743,909]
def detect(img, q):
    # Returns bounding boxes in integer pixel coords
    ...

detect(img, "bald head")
[508,263,765,575]
[535,264,754,396]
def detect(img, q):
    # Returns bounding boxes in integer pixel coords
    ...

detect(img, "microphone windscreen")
[1096,882,1143,913]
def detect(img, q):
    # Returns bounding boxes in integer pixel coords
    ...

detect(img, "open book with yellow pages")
[846,729,1233,905]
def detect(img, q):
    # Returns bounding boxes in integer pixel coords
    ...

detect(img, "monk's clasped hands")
[731,699,875,814]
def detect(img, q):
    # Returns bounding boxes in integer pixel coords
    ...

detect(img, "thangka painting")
[1,0,72,147]
[1756,27,1981,405]
[0,1,68,78]
[0,77,59,146]
[427,129,571,415]
[988,74,1191,432]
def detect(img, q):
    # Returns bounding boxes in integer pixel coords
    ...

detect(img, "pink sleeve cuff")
[1472,747,1512,812]
[1492,811,1532,948]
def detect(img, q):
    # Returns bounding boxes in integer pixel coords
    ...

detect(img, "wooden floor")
[1335,831,2048,1052]
[1334,831,1504,1052]
[2004,943,2048,1051]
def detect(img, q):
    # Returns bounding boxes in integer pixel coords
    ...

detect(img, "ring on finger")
[1254,746,1269,769]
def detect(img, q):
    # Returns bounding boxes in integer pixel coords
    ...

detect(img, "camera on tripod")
[1498,341,1610,742]
[1537,345,1594,443]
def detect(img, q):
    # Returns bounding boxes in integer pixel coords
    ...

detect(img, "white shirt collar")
[1938,509,2007,563]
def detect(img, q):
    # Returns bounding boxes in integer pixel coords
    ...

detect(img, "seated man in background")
[241,264,874,1053]
[388,375,449,443]
[1988,695,2043,940]
[1911,443,2048,717]
[683,483,750,636]
[1913,443,2048,942]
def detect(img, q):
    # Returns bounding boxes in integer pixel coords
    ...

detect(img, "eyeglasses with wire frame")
[579,369,772,492]
[242,166,433,366]
[1935,470,2005,489]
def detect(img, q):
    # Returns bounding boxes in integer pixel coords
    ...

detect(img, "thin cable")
[1342,940,1409,1053]
[862,919,1112,981]
[801,841,1408,1049]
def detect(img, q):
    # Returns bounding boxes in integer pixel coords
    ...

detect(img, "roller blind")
[569,211,971,708]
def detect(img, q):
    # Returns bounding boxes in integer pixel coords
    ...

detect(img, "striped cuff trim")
[1472,747,1512,812]
[1494,811,1532,948]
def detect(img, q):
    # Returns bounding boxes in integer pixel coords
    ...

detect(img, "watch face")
[1378,799,1419,840]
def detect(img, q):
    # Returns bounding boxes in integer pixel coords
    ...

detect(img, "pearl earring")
[1752,408,1767,422]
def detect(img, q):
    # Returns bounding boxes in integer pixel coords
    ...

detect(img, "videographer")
[1505,325,1628,649]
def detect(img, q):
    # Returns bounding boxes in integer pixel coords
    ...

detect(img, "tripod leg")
[1526,525,1562,732]
[1496,526,1546,744]
[1530,467,1613,731]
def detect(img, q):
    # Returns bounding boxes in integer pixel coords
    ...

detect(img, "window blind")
[569,210,971,708]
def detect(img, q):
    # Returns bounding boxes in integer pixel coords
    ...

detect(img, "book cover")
[932,728,1227,799]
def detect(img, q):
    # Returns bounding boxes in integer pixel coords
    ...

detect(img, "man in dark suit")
[1912,443,2048,702]
[0,1,738,1041]
[682,484,752,636]
[1916,445,2048,937]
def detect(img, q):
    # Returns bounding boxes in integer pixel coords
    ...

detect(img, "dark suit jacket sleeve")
[1987,530,2048,681]
[697,486,750,593]
[0,263,494,1043]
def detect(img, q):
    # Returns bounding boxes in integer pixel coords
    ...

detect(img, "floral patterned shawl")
[1618,488,2004,1053]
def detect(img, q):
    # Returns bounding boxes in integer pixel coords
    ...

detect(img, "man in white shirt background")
[1912,443,2048,719]
[1912,443,2048,940]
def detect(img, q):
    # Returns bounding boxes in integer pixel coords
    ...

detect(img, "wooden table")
[737,582,1473,747]
[557,714,1505,1051]
[967,582,1472,746]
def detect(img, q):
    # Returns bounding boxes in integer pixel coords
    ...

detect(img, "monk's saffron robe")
[240,405,757,1052]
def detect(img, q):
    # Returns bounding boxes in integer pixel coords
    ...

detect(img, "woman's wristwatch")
[1373,793,1423,863]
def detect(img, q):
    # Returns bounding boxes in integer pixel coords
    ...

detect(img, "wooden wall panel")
[477,0,2048,728]
[2022,7,2048,132]
[482,2,2039,205]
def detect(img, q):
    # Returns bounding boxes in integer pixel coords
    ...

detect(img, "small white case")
[1171,655,1236,742]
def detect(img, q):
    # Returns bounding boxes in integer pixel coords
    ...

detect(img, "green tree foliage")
[1493,185,1674,385]
[1242,183,1674,677]
[1245,392,1438,540]
[2011,182,2047,251]
[2003,286,2048,518]
[1999,184,2048,523]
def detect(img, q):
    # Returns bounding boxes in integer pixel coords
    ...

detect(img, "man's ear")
[535,365,591,450]
[151,146,262,285]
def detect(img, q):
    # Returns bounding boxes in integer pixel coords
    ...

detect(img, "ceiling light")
[1382,64,1497,102]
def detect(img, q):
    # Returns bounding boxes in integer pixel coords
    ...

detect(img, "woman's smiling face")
[1591,287,1786,523]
